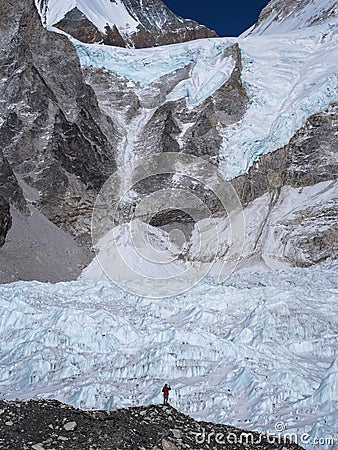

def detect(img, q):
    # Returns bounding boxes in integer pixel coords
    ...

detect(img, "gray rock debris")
[0,398,304,450]
[63,421,77,431]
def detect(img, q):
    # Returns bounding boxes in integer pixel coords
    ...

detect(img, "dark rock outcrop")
[0,197,11,248]
[0,148,25,247]
[125,20,217,49]
[0,149,26,212]
[54,7,103,44]
[181,44,248,160]
[0,399,303,450]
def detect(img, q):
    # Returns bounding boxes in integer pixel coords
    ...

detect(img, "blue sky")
[163,0,270,37]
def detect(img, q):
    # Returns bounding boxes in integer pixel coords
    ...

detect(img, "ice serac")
[36,0,218,48]
[249,0,337,35]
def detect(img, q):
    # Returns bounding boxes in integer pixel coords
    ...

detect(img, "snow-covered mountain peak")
[249,0,337,35]
[37,0,139,32]
[35,0,217,48]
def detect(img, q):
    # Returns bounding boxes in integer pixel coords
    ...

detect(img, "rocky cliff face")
[0,0,118,244]
[83,42,248,227]
[37,0,217,49]
[1,0,337,280]
[228,104,338,267]
[233,104,338,205]
[0,146,25,248]
[0,149,26,212]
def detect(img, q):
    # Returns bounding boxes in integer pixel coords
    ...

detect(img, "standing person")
[162,383,171,405]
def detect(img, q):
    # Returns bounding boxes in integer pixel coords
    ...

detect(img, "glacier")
[222,23,338,179]
[0,263,337,450]
[72,20,338,179]
[74,37,236,90]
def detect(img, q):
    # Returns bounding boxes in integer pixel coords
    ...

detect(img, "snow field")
[250,0,337,35]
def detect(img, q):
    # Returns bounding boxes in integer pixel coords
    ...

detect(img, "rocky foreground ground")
[0,399,303,450]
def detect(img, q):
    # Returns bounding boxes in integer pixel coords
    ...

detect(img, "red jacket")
[162,385,171,396]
